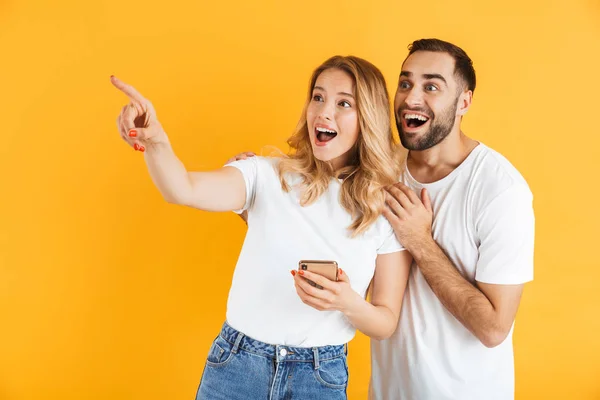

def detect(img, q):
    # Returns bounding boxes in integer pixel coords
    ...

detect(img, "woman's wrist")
[143,136,172,156]
[340,290,366,318]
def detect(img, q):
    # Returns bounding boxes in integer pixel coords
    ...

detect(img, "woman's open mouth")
[315,126,337,146]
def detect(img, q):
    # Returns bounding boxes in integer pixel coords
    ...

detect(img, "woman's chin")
[312,150,335,163]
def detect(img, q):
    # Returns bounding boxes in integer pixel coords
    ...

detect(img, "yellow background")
[1,0,599,399]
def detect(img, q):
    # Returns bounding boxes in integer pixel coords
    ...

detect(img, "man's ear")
[457,89,473,117]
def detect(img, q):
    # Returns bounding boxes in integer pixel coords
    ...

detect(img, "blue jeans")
[195,322,349,400]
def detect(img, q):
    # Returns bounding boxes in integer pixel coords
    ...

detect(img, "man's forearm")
[411,239,505,347]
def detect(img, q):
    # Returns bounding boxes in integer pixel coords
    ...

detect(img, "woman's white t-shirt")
[224,156,405,347]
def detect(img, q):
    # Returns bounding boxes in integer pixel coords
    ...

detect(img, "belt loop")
[232,331,244,354]
[344,343,348,355]
[312,347,320,370]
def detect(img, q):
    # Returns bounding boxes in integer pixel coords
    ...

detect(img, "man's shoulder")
[461,144,533,223]
[469,143,532,197]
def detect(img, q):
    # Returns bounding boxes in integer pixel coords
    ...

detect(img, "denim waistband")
[218,322,347,363]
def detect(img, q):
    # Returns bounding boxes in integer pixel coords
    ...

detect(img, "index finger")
[394,182,421,204]
[299,270,336,291]
[110,75,146,103]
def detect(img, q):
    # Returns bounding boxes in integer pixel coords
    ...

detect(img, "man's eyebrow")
[423,74,447,85]
[399,71,448,85]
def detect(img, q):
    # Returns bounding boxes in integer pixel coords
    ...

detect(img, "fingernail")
[291,270,296,277]
[133,143,139,150]
[339,269,344,276]
[139,146,145,152]
[298,270,304,276]
[128,129,137,137]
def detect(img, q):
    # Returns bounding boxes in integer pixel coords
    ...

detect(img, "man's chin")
[399,130,426,151]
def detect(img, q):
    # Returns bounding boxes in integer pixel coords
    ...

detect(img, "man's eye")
[425,84,438,91]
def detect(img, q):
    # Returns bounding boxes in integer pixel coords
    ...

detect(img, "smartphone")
[298,260,339,289]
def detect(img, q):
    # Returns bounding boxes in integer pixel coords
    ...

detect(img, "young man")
[371,38,535,400]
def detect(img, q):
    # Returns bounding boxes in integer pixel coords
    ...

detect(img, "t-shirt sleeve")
[474,184,535,284]
[224,156,260,213]
[377,222,406,255]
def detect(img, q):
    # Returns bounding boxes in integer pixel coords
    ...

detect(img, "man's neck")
[407,130,479,184]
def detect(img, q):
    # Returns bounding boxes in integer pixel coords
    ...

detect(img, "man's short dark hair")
[408,38,476,94]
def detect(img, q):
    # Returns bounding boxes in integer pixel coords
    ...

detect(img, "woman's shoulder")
[225,154,280,170]
[371,212,396,237]
[236,155,292,185]
[254,155,283,174]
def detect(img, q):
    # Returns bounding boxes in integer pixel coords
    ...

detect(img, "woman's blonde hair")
[277,55,400,237]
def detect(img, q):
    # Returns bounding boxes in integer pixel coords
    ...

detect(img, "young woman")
[110,55,412,400]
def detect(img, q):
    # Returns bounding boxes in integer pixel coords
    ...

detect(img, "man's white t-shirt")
[224,156,405,347]
[369,143,535,400]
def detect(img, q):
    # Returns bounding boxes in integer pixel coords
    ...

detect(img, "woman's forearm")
[343,294,398,340]
[143,141,194,205]
[142,141,247,212]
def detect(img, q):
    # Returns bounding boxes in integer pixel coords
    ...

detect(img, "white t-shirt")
[224,156,405,347]
[369,143,535,400]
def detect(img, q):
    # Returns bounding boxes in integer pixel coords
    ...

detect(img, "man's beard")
[397,101,458,151]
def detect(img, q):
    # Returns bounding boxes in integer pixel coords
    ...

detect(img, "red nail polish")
[139,146,145,152]
[298,270,304,276]
[339,269,344,276]
[133,143,139,150]
[128,129,137,137]
[291,270,296,277]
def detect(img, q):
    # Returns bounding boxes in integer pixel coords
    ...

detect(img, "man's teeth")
[316,127,337,134]
[404,114,429,121]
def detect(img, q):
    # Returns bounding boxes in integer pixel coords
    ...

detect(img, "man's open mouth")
[403,113,430,128]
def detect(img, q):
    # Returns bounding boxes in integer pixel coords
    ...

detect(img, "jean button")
[279,348,287,357]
